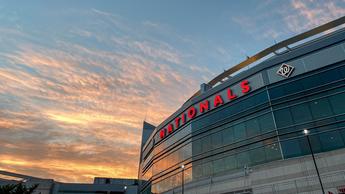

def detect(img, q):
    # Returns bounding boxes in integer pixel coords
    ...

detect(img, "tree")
[0,183,39,194]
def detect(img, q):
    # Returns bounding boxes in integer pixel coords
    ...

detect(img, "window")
[341,65,345,78]
[259,113,275,132]
[290,102,313,124]
[281,138,303,158]
[264,141,282,162]
[340,128,345,146]
[329,92,345,114]
[181,143,192,161]
[202,161,213,177]
[213,158,224,174]
[319,68,342,84]
[202,136,211,153]
[184,167,192,183]
[193,139,202,155]
[222,127,234,145]
[269,85,286,99]
[211,131,223,149]
[309,98,333,119]
[302,73,320,90]
[236,152,250,168]
[274,108,293,128]
[309,135,322,153]
[246,118,260,137]
[224,154,237,171]
[284,79,304,95]
[234,123,246,141]
[319,130,344,151]
[249,146,266,165]
[193,164,203,179]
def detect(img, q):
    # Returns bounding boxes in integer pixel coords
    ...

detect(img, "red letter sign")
[187,107,197,119]
[160,129,165,139]
[214,95,224,107]
[241,80,250,93]
[199,100,209,113]
[181,113,186,124]
[227,88,237,100]
[167,124,173,134]
[174,117,181,129]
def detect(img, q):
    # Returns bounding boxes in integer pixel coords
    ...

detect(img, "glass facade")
[139,61,345,194]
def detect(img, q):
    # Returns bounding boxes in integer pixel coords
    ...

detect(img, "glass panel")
[193,138,202,155]
[184,167,192,183]
[319,130,344,151]
[329,92,345,114]
[234,122,246,141]
[299,137,311,155]
[264,141,282,162]
[309,98,333,119]
[211,131,223,149]
[213,158,224,174]
[307,135,322,153]
[237,151,250,168]
[259,113,275,132]
[252,91,269,105]
[281,138,303,158]
[314,118,336,129]
[290,102,312,124]
[193,164,203,179]
[171,173,181,188]
[279,126,297,138]
[223,126,234,145]
[320,67,342,84]
[180,143,192,161]
[302,74,320,90]
[202,161,213,177]
[246,118,260,137]
[202,135,211,153]
[249,146,266,165]
[284,79,304,95]
[269,85,286,99]
[224,154,237,171]
[340,65,345,78]
[274,108,293,128]
[340,128,345,145]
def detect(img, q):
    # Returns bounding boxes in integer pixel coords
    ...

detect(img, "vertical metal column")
[303,129,325,194]
[181,165,185,194]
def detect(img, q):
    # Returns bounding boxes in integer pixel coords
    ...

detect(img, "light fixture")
[303,129,309,135]
[181,164,185,169]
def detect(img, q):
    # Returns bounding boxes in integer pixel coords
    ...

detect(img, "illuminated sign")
[159,80,251,140]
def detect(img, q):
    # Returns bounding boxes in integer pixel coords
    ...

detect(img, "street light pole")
[303,129,325,194]
[181,165,185,194]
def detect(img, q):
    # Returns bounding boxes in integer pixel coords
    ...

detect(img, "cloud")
[285,0,345,33]
[0,7,214,182]
[231,0,345,42]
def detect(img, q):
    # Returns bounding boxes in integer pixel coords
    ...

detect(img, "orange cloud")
[0,8,214,183]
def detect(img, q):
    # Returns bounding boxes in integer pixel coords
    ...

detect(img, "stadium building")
[138,17,345,194]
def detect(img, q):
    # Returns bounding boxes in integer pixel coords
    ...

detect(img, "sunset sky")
[1,0,345,183]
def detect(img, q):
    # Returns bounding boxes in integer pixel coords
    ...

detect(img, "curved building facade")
[138,19,345,194]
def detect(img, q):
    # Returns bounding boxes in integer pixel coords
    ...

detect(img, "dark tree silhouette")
[0,183,39,194]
